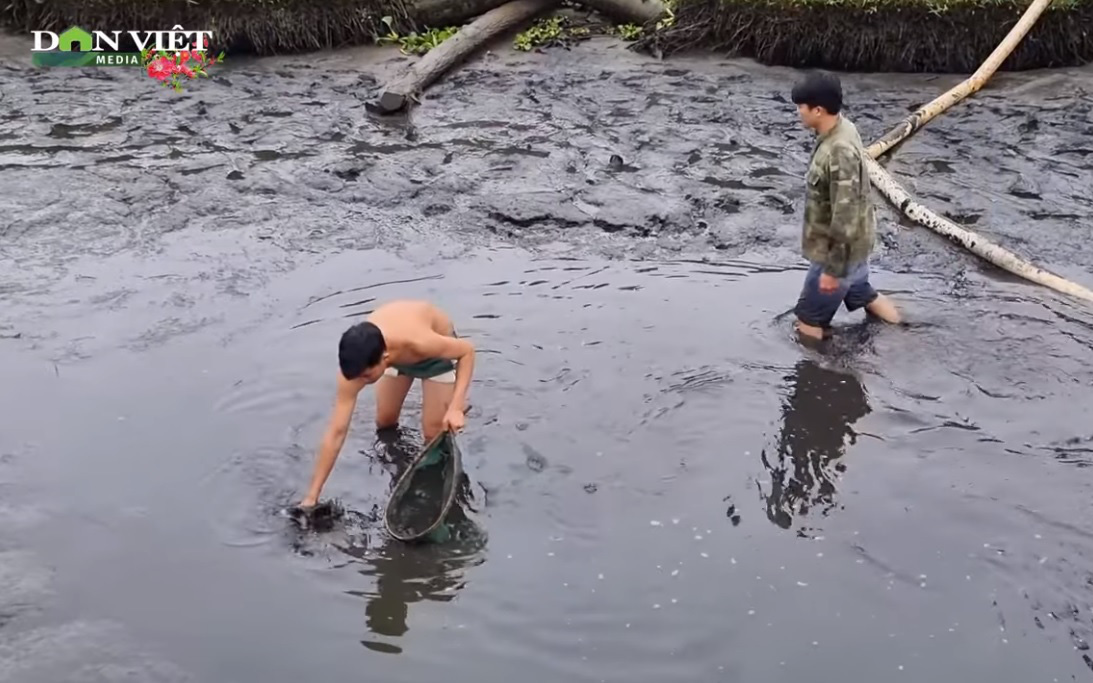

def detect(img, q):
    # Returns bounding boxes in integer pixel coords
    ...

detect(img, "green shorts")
[384,358,456,384]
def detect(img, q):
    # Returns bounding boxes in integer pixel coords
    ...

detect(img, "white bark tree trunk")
[867,156,1093,301]
[866,0,1056,159]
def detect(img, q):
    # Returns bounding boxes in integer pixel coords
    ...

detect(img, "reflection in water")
[341,428,487,655]
[759,359,872,531]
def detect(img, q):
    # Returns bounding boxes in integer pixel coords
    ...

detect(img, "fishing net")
[384,431,463,543]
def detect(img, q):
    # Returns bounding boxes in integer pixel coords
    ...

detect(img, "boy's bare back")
[367,300,455,354]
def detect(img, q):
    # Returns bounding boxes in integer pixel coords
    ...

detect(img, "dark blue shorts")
[794,261,878,328]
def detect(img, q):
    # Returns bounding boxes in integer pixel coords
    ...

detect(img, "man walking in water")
[297,300,475,509]
[791,71,901,340]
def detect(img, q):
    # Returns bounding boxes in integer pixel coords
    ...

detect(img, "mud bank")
[2,37,1093,681]
[2,38,1092,298]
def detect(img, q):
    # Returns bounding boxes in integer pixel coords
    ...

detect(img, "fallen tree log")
[404,0,513,28]
[374,0,558,114]
[577,0,666,23]
[865,0,1056,159]
[412,0,666,25]
[866,156,1093,302]
[855,0,1093,303]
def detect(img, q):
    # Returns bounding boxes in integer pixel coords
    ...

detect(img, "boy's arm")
[414,333,475,413]
[299,374,361,507]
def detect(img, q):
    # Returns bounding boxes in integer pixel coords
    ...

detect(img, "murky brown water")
[2,35,1093,682]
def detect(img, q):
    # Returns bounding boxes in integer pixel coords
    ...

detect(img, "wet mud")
[2,35,1093,682]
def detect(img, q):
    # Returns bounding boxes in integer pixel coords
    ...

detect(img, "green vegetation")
[376,15,458,55]
[613,23,644,40]
[516,1,677,51]
[513,15,591,51]
[613,0,676,41]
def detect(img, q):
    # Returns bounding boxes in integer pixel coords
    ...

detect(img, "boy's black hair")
[338,322,386,380]
[790,71,843,115]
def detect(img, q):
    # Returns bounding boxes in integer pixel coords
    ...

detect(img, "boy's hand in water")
[288,499,339,531]
[296,496,318,510]
[442,407,465,433]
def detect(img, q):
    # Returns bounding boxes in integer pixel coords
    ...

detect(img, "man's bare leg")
[421,379,456,443]
[866,294,901,324]
[795,320,825,341]
[374,373,413,431]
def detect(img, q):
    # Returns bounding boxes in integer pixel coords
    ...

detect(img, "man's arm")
[299,374,361,507]
[821,142,862,279]
[413,333,475,413]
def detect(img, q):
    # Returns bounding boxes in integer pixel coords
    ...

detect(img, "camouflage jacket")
[801,116,876,278]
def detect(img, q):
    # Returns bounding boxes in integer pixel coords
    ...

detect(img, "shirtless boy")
[297,300,475,509]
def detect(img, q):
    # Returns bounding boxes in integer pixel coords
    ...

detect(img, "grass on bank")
[514,15,592,51]
[634,0,1093,72]
[612,0,678,41]
[7,0,1090,71]
[367,3,673,56]
[375,14,459,55]
[513,0,677,52]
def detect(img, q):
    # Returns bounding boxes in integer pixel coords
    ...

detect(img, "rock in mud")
[480,192,588,230]
[578,184,693,235]
[423,203,452,217]
[1008,176,1042,200]
[761,193,795,215]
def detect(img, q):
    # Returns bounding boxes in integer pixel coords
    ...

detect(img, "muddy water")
[2,35,1093,682]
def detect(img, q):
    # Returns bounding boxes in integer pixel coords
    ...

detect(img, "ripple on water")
[0,550,55,626]
[213,375,319,419]
[200,443,318,551]
[0,620,194,683]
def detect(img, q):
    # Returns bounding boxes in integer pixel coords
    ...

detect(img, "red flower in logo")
[147,56,174,81]
[139,39,225,92]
